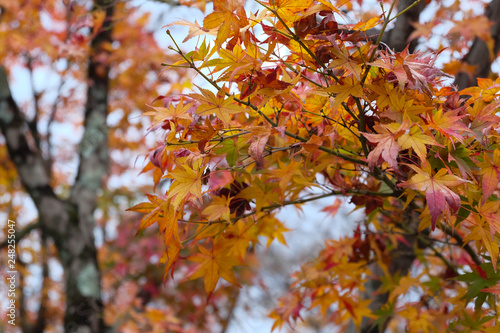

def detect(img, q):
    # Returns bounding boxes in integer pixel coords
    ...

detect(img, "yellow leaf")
[190,86,243,126]
[166,160,204,209]
[352,15,382,31]
[203,195,231,222]
[323,77,364,111]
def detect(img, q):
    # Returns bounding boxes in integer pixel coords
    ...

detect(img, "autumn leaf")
[323,76,364,111]
[165,19,217,42]
[166,160,204,209]
[188,245,241,298]
[128,194,164,233]
[328,44,363,80]
[464,214,499,270]
[321,198,342,218]
[247,125,272,167]
[362,119,409,170]
[270,159,304,189]
[427,108,472,143]
[203,195,231,222]
[397,124,440,166]
[351,15,382,31]
[370,47,452,94]
[478,200,500,236]
[203,0,245,46]
[481,283,500,295]
[256,214,290,248]
[220,221,257,261]
[128,195,182,248]
[159,241,182,278]
[269,294,304,332]
[478,149,500,204]
[399,164,467,229]
[271,0,315,24]
[189,86,243,126]
[142,99,194,131]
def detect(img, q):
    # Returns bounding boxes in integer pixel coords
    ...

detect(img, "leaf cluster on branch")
[131,0,500,332]
[130,0,500,331]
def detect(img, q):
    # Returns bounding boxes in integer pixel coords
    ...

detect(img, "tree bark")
[0,0,114,332]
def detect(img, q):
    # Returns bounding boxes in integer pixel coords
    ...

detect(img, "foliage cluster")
[132,0,500,331]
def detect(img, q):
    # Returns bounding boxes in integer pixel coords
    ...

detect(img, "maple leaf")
[142,99,194,131]
[482,283,500,296]
[351,15,382,31]
[256,214,290,248]
[165,19,216,42]
[477,201,500,237]
[370,47,452,94]
[220,221,257,261]
[166,160,204,209]
[189,86,243,127]
[362,119,409,170]
[341,298,374,329]
[188,245,241,298]
[427,108,472,143]
[270,159,304,189]
[323,76,364,111]
[328,44,363,80]
[399,164,467,229]
[397,124,440,166]
[128,195,182,248]
[247,125,272,168]
[464,214,499,270]
[448,145,478,178]
[478,149,500,204]
[269,293,304,332]
[203,195,231,222]
[321,198,342,218]
[159,241,182,278]
[203,0,245,46]
[272,0,315,24]
[468,100,500,139]
[205,43,256,79]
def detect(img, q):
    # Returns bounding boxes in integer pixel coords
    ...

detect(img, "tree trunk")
[0,1,113,332]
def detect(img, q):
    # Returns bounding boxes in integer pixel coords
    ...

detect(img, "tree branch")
[26,56,43,152]
[440,223,482,266]
[381,0,426,53]
[0,67,55,205]
[454,0,500,90]
[0,221,40,249]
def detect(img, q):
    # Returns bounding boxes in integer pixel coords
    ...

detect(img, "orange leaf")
[203,196,231,222]
[142,99,194,130]
[188,245,241,298]
[478,149,500,204]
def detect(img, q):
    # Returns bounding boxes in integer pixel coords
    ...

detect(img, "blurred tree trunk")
[0,1,113,332]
